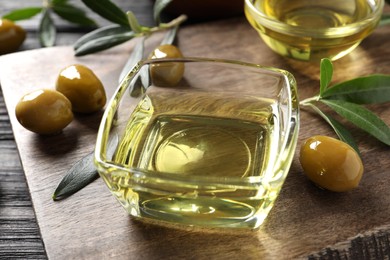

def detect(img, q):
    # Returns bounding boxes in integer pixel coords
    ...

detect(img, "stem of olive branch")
[142,14,187,35]
[159,15,188,29]
[299,95,321,106]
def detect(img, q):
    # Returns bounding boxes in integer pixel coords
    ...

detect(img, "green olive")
[56,64,106,113]
[0,19,26,54]
[149,44,184,87]
[300,135,364,192]
[15,89,73,135]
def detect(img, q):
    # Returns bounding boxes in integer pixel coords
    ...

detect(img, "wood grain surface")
[0,11,390,260]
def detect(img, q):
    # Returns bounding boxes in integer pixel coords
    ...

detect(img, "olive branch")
[300,59,390,154]
[1,0,185,51]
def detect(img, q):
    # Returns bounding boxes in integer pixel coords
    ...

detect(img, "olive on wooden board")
[0,19,26,54]
[149,44,184,87]
[300,135,364,192]
[15,89,73,135]
[56,64,106,113]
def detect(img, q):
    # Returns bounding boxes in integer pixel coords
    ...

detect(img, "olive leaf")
[39,9,56,47]
[319,58,333,96]
[161,25,179,45]
[119,37,146,84]
[306,103,360,154]
[52,2,96,27]
[380,0,390,26]
[74,31,136,56]
[81,0,129,27]
[52,0,68,4]
[322,113,361,155]
[1,7,42,21]
[321,75,390,104]
[74,24,131,50]
[300,58,390,149]
[122,47,149,98]
[127,11,144,34]
[52,134,118,201]
[321,99,390,146]
[153,0,174,24]
[52,150,98,201]
[73,0,185,56]
[381,14,390,26]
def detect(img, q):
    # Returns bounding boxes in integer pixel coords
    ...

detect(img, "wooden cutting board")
[0,17,389,259]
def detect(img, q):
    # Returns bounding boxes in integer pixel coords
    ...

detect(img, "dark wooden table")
[0,1,389,259]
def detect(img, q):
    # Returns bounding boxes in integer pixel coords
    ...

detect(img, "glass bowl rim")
[94,57,300,185]
[244,0,385,37]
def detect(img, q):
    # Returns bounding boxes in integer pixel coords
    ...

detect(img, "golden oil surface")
[245,0,379,61]
[107,90,282,228]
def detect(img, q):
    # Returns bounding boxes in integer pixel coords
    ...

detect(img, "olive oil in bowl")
[245,0,384,61]
[95,58,299,229]
[110,91,278,227]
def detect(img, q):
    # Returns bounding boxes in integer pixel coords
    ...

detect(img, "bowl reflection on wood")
[95,58,299,230]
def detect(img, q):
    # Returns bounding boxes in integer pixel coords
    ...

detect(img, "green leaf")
[319,58,333,96]
[321,99,390,145]
[52,0,68,4]
[53,3,96,27]
[321,75,390,104]
[81,0,129,26]
[52,135,118,201]
[127,11,143,33]
[74,25,130,50]
[2,7,43,21]
[52,150,98,201]
[153,0,174,24]
[119,37,145,83]
[139,65,150,97]
[325,114,361,155]
[129,68,148,98]
[74,31,136,56]
[307,103,360,154]
[160,26,179,45]
[39,9,56,47]
[380,14,390,26]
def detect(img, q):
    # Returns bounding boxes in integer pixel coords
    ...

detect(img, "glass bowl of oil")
[244,0,384,61]
[95,57,299,230]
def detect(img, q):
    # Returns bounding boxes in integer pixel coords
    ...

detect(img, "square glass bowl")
[95,58,299,229]
[244,0,384,61]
